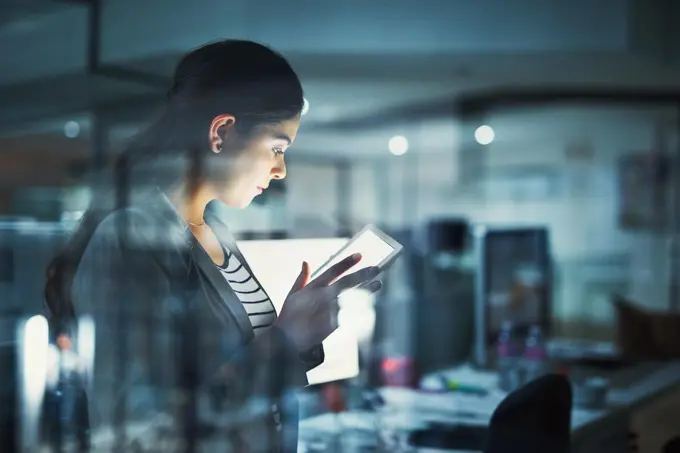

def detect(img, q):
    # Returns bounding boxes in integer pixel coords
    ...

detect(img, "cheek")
[230,149,272,184]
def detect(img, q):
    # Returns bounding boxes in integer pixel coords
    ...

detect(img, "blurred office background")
[3,0,680,451]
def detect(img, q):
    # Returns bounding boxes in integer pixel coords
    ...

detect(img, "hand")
[274,253,382,352]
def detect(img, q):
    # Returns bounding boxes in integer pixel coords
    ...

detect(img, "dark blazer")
[71,189,324,452]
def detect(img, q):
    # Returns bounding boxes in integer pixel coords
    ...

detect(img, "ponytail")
[44,208,111,328]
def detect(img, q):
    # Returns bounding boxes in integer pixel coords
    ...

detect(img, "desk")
[299,362,680,453]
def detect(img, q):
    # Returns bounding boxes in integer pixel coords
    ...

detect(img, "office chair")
[663,436,680,453]
[485,374,573,453]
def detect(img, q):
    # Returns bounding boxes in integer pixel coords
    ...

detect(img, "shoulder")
[90,206,189,253]
[77,204,194,286]
[72,208,174,312]
[75,206,182,286]
[74,208,158,283]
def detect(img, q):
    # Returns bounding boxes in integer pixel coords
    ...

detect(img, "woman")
[44,40,380,452]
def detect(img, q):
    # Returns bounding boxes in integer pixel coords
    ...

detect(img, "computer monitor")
[238,237,374,385]
[473,226,552,366]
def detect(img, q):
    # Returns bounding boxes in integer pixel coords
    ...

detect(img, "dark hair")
[44,40,304,326]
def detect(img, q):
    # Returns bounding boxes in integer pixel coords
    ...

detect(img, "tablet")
[310,225,403,282]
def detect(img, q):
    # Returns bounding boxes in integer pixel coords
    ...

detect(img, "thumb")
[288,261,310,295]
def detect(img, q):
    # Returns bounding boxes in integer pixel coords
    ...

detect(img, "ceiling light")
[64,121,80,139]
[388,135,409,156]
[474,125,495,145]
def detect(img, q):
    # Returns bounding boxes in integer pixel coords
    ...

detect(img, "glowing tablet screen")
[312,228,397,281]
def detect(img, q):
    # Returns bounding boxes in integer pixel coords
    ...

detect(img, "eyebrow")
[271,133,292,145]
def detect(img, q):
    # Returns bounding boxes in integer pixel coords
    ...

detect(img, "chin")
[217,186,258,209]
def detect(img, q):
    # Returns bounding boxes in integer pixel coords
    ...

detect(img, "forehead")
[258,116,301,144]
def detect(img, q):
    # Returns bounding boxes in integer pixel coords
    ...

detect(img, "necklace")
[187,220,206,228]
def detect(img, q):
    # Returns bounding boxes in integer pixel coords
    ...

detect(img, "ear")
[209,114,236,153]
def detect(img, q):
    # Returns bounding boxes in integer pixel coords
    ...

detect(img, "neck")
[169,183,216,227]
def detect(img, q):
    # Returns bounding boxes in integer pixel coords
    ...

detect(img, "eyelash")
[272,148,285,156]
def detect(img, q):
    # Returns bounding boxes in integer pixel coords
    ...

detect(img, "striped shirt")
[217,244,277,334]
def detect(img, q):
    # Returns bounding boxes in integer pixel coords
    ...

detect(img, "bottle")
[497,321,520,392]
[522,325,548,384]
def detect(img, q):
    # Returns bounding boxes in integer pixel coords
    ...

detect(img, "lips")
[255,187,264,195]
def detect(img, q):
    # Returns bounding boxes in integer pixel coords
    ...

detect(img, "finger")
[364,280,382,293]
[328,266,380,297]
[287,261,310,296]
[310,253,362,287]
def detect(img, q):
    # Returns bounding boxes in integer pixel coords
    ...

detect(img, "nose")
[271,157,287,180]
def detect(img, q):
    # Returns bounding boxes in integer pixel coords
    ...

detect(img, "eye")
[272,147,285,156]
